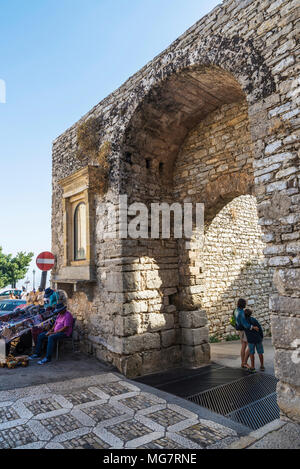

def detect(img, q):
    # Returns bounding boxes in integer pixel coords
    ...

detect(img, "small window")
[74,203,87,260]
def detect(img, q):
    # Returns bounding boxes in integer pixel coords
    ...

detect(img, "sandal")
[260,366,265,371]
[249,368,256,373]
[241,364,250,369]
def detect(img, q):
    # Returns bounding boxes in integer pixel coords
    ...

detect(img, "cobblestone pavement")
[0,373,238,449]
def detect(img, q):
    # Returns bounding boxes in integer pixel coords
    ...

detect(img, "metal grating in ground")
[227,393,280,430]
[187,373,279,430]
[135,364,250,397]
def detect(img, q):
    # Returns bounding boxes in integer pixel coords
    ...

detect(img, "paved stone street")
[0,372,238,449]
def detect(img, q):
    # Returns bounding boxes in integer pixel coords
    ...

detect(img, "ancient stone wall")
[173,102,275,339]
[52,0,300,421]
[203,195,274,340]
[174,102,253,204]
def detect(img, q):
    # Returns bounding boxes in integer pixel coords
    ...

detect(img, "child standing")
[244,309,265,372]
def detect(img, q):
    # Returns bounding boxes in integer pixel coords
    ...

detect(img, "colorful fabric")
[48,291,59,307]
[36,291,45,306]
[26,291,37,305]
[0,305,57,344]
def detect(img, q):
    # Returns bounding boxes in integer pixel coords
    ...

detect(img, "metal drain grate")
[187,373,279,429]
[228,393,280,430]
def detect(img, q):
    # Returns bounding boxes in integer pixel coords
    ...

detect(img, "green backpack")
[230,310,236,328]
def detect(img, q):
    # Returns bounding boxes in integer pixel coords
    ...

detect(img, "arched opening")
[121,64,273,375]
[172,98,274,357]
[74,202,87,261]
[197,195,274,342]
[123,65,245,189]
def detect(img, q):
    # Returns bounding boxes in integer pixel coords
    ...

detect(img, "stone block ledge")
[179,310,208,329]
[270,295,300,313]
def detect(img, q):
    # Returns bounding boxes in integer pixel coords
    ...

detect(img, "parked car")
[0,289,22,301]
[0,299,27,316]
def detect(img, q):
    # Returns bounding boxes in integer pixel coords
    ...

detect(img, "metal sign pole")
[39,271,48,290]
[0,339,6,365]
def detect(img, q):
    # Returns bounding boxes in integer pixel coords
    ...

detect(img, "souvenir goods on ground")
[0,354,29,369]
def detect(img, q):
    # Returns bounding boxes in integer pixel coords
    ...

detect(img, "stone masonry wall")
[173,101,274,339]
[174,100,256,312]
[174,101,253,206]
[202,195,274,340]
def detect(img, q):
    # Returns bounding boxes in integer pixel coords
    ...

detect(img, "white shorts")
[239,331,247,343]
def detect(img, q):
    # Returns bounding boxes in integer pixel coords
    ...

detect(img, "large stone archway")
[52,1,299,421]
[120,69,276,371]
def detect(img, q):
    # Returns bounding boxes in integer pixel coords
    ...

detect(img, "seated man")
[30,303,74,365]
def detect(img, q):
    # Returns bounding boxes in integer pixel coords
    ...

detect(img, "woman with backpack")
[231,298,259,370]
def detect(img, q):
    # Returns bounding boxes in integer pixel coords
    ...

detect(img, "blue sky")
[0,0,220,289]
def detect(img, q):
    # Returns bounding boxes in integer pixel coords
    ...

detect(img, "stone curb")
[227,419,288,449]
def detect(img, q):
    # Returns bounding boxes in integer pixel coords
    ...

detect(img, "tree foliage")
[0,247,34,288]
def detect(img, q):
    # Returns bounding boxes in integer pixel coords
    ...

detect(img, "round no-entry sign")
[36,251,55,271]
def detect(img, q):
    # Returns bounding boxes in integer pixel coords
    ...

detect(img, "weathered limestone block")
[274,269,300,296]
[123,332,160,354]
[179,310,208,329]
[182,326,209,346]
[162,346,181,369]
[114,315,142,336]
[182,344,211,367]
[161,329,177,348]
[272,316,300,349]
[141,346,181,375]
[145,269,179,289]
[123,271,141,291]
[274,349,300,388]
[105,272,123,293]
[269,257,291,267]
[87,334,123,355]
[160,270,179,287]
[143,313,174,332]
[146,270,163,289]
[270,296,300,314]
[141,350,164,375]
[124,301,149,315]
[277,381,300,423]
[127,290,160,301]
[119,354,143,378]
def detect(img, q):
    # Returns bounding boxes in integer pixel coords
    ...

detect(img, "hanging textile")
[0,305,57,344]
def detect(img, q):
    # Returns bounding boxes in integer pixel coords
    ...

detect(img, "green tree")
[0,247,34,288]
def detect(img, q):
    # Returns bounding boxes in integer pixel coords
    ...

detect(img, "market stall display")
[0,304,58,358]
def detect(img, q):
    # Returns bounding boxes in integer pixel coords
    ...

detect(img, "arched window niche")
[74,202,87,261]
[54,166,102,291]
